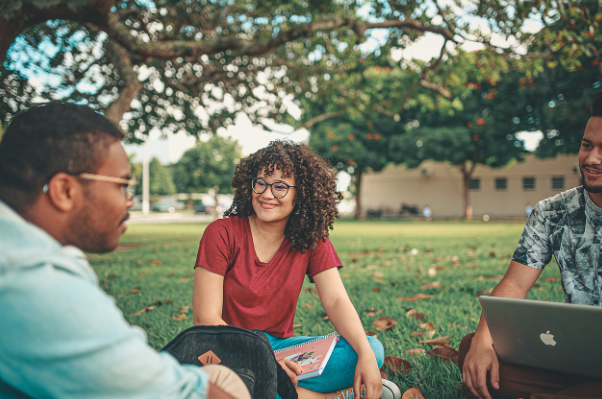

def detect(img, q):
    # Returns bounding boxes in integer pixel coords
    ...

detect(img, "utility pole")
[142,140,150,215]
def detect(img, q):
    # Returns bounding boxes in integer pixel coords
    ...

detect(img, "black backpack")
[161,325,297,399]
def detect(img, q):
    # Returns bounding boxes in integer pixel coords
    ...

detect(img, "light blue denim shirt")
[0,200,209,398]
[513,186,602,306]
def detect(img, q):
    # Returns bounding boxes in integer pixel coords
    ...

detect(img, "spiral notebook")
[273,333,338,380]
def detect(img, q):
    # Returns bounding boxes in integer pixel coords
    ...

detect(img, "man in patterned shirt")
[459,93,602,399]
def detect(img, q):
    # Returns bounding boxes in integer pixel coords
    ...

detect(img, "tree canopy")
[1,0,588,140]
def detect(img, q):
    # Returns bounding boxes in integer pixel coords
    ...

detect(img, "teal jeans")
[264,332,385,395]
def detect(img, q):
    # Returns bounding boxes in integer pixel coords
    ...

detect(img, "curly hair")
[224,140,343,253]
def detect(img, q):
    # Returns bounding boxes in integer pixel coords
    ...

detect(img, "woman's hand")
[277,358,303,386]
[353,354,382,399]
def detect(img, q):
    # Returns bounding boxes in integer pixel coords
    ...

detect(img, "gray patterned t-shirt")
[513,186,602,306]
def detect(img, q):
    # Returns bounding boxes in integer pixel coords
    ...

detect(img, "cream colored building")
[360,154,582,218]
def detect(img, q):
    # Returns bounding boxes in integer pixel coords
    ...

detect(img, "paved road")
[128,212,219,224]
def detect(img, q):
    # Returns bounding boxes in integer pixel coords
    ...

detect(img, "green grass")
[90,220,563,398]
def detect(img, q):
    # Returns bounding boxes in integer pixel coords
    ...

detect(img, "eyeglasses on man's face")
[251,177,296,199]
[43,173,138,199]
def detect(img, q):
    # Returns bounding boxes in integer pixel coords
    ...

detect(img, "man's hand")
[462,335,500,399]
[277,358,303,386]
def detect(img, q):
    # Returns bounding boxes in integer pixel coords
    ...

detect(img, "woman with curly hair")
[192,140,400,399]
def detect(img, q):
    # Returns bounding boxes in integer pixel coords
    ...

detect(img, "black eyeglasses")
[251,177,296,199]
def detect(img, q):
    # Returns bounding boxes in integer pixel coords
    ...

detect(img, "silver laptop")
[479,296,602,378]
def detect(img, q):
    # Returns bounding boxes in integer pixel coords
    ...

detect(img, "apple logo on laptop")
[540,330,557,346]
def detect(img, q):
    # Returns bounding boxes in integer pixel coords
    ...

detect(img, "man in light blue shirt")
[0,103,249,399]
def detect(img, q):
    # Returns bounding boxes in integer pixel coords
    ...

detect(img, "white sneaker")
[332,379,401,399]
[381,379,402,399]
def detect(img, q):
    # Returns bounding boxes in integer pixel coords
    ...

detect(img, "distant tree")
[390,65,526,220]
[172,136,241,214]
[309,117,399,219]
[136,157,175,196]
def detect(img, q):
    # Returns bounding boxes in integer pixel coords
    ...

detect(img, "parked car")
[195,203,213,214]
[152,203,176,213]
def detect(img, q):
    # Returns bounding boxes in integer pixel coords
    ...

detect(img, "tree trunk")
[460,162,477,220]
[354,165,364,220]
[187,194,193,211]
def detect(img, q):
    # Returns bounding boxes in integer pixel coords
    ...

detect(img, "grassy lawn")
[90,220,563,398]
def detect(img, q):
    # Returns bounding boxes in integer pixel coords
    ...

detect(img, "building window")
[523,177,536,190]
[552,176,565,190]
[495,177,508,190]
[469,178,481,190]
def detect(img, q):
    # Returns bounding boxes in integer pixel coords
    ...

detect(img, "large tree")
[0,0,578,138]
[172,135,241,214]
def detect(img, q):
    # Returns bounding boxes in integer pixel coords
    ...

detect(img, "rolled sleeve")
[512,203,553,270]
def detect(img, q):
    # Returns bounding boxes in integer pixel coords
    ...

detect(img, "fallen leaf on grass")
[304,287,317,293]
[372,317,397,331]
[437,266,446,270]
[173,314,187,321]
[303,303,314,310]
[101,280,109,286]
[293,323,301,328]
[129,288,141,293]
[137,259,143,264]
[381,356,412,375]
[477,288,493,297]
[545,276,559,282]
[403,348,426,357]
[372,271,383,278]
[134,306,154,316]
[164,300,172,304]
[149,260,162,265]
[180,276,192,281]
[166,272,175,277]
[366,308,383,317]
[373,287,381,293]
[177,305,190,313]
[323,315,329,321]
[402,387,425,399]
[365,331,377,337]
[419,322,436,330]
[410,329,435,338]
[340,273,350,278]
[420,281,441,290]
[406,309,426,320]
[402,293,434,302]
[419,335,451,346]
[427,346,459,366]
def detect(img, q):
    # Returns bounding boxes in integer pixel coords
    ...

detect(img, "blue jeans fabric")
[264,332,385,395]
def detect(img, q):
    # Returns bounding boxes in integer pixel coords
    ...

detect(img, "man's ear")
[45,173,83,212]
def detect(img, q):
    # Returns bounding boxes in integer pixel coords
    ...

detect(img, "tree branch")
[301,112,342,129]
[104,41,142,126]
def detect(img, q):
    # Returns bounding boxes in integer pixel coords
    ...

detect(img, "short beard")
[581,170,602,193]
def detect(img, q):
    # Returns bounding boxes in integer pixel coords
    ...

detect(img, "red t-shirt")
[195,216,342,338]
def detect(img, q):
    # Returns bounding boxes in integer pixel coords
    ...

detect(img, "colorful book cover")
[273,332,338,380]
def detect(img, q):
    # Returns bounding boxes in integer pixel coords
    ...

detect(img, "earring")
[43,184,49,193]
